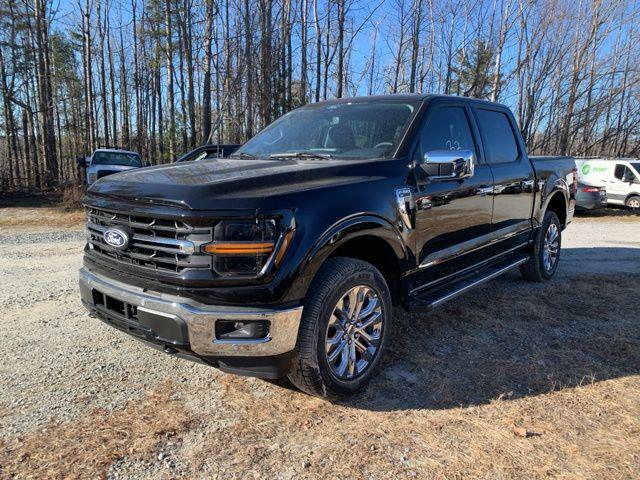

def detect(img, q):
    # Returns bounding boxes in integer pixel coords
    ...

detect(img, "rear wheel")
[287,257,392,399]
[626,196,640,213]
[520,211,562,282]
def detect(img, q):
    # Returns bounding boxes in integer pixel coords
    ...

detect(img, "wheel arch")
[299,215,409,306]
[545,190,568,227]
[539,173,569,228]
[624,192,640,204]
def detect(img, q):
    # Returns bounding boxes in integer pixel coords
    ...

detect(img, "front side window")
[475,109,519,164]
[92,152,142,167]
[418,106,476,157]
[616,163,640,184]
[234,101,420,160]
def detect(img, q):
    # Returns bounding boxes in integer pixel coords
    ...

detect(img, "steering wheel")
[374,142,393,149]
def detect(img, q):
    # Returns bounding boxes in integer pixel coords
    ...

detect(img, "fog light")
[215,320,270,340]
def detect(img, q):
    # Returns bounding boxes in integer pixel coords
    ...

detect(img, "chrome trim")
[87,221,195,254]
[419,223,531,269]
[411,242,529,295]
[476,186,494,195]
[427,257,528,309]
[395,188,414,230]
[420,149,475,180]
[79,268,303,356]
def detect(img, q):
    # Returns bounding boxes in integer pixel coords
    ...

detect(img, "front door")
[409,101,495,293]
[607,163,640,205]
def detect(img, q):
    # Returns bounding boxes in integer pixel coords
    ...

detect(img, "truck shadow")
[343,248,640,412]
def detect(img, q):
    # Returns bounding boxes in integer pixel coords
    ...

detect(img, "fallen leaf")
[511,424,528,438]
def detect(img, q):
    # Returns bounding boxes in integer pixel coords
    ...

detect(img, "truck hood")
[88,164,138,174]
[87,157,377,210]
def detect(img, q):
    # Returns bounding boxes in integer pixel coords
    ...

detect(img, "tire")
[520,211,562,282]
[287,257,392,399]
[626,196,640,213]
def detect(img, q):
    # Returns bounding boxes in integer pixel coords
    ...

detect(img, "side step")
[406,256,528,313]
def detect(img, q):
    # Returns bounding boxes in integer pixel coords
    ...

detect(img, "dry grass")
[181,274,640,479]
[0,207,85,230]
[2,274,638,479]
[0,382,194,479]
[0,190,85,230]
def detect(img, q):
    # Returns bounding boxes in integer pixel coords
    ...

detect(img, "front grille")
[86,207,212,274]
[97,170,120,179]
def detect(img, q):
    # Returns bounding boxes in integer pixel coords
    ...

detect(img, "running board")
[406,257,528,313]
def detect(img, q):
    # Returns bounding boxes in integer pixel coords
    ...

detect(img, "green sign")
[582,164,590,175]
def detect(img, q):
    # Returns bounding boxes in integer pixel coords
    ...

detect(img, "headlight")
[202,219,293,277]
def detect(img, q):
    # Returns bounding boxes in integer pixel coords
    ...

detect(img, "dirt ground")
[0,204,639,479]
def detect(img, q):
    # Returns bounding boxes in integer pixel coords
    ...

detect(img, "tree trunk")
[409,0,423,93]
[313,0,321,102]
[35,0,58,187]
[336,0,345,97]
[201,0,214,144]
[97,1,110,144]
[165,0,176,161]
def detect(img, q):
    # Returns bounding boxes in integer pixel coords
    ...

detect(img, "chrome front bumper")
[79,268,303,357]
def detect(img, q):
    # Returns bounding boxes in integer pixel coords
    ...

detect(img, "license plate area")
[92,288,138,321]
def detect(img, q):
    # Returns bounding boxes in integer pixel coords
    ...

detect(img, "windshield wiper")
[269,152,333,160]
[229,152,257,159]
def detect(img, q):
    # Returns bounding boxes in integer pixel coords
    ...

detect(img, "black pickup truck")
[80,94,576,399]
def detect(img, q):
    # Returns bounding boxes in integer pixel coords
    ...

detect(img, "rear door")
[471,106,535,250]
[409,100,495,291]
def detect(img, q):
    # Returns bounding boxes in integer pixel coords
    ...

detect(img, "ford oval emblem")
[103,228,130,250]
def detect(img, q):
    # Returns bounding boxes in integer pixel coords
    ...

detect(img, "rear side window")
[614,164,626,180]
[418,107,476,156]
[475,109,519,164]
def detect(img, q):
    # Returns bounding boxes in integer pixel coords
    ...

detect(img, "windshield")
[234,101,420,159]
[92,151,142,167]
[631,162,640,177]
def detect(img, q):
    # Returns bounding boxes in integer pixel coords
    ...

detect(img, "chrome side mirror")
[420,149,475,180]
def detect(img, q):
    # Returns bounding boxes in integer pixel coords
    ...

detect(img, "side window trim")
[413,101,480,164]
[472,106,522,165]
[464,103,487,165]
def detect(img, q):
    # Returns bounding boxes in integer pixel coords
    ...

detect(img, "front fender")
[285,214,409,302]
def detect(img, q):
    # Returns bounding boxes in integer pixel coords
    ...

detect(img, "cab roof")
[315,93,507,109]
[93,148,139,155]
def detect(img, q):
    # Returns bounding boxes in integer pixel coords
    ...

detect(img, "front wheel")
[520,211,562,282]
[287,257,392,399]
[626,196,640,213]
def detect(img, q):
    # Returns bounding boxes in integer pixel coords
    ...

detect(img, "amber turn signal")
[202,242,275,255]
[274,230,294,266]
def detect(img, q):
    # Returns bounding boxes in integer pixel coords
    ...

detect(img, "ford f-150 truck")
[79,94,576,399]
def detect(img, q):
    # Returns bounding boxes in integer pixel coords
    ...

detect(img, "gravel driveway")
[1,215,639,479]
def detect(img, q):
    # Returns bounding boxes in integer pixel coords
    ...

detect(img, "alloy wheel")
[542,223,560,272]
[324,285,384,380]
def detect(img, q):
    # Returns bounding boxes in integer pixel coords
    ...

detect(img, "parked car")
[575,158,640,211]
[79,94,576,399]
[175,144,240,162]
[575,182,607,211]
[86,148,146,185]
